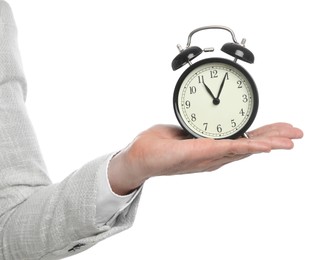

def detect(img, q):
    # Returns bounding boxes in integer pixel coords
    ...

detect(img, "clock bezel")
[173,57,259,139]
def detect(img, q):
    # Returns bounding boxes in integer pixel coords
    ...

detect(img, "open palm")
[108,123,303,195]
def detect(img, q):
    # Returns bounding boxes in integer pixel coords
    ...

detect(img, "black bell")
[171,46,203,71]
[221,42,254,64]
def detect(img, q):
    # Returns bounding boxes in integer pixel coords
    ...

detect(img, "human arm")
[0,1,303,259]
[0,2,142,259]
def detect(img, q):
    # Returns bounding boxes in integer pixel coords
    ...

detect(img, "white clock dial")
[174,58,258,139]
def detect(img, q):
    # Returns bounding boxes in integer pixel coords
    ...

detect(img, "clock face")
[173,58,258,139]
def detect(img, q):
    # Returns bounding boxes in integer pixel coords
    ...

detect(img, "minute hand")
[216,73,228,100]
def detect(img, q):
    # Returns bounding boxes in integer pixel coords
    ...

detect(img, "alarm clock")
[172,25,258,139]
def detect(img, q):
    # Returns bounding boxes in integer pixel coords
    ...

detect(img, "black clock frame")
[173,57,259,140]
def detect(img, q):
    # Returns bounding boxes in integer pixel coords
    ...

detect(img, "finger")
[228,138,273,154]
[192,138,272,158]
[247,122,292,137]
[244,134,296,150]
[248,123,303,139]
[259,136,295,150]
[221,135,297,155]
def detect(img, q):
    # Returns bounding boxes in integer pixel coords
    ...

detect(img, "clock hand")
[216,72,228,101]
[202,81,216,100]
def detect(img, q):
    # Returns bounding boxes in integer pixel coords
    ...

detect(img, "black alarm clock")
[172,25,258,139]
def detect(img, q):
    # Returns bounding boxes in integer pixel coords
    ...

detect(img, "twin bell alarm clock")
[172,25,258,139]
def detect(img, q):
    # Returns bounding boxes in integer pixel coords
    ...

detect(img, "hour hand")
[202,82,216,100]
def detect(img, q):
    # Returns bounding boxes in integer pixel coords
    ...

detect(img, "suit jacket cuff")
[96,152,142,227]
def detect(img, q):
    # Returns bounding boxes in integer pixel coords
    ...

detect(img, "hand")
[108,122,303,195]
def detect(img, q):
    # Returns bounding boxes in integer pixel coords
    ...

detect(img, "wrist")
[107,149,147,196]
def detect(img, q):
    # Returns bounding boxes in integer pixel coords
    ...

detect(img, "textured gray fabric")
[0,1,140,259]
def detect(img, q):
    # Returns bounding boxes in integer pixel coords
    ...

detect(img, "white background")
[7,0,331,259]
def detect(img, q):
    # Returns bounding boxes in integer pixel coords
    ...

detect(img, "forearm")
[1,154,142,260]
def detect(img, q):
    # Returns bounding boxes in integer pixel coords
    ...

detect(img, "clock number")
[198,75,204,84]
[203,123,208,131]
[242,94,248,103]
[185,100,191,109]
[239,108,245,116]
[237,80,243,88]
[210,70,218,78]
[189,86,197,94]
[191,113,197,122]
[217,124,222,133]
[231,119,236,128]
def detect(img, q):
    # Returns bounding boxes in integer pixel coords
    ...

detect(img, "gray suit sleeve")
[0,1,141,259]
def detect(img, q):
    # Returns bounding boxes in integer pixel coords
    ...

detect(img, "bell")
[171,46,203,71]
[221,42,254,64]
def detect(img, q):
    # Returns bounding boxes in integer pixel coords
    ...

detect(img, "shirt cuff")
[95,153,141,227]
